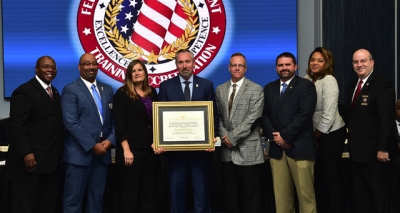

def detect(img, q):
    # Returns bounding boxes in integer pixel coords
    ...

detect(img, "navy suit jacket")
[158,75,219,135]
[346,72,396,162]
[61,78,116,166]
[261,76,317,160]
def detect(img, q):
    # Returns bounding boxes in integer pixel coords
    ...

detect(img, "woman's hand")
[124,150,134,166]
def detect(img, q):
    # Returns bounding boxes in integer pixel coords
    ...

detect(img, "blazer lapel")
[351,72,374,112]
[173,77,186,101]
[98,82,107,120]
[230,78,247,119]
[277,76,297,111]
[191,76,200,101]
[33,78,54,104]
[220,81,231,120]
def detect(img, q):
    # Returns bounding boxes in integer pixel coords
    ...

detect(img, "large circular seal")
[77,0,226,87]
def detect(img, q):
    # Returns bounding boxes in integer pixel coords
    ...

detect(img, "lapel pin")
[196,84,198,87]
[101,86,104,90]
[366,83,369,86]
[290,86,292,89]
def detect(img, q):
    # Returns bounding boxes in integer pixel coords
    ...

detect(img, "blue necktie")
[91,84,103,118]
[280,82,287,98]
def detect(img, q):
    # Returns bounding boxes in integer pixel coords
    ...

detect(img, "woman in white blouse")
[305,47,346,213]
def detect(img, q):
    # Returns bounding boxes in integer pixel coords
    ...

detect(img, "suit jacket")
[305,75,345,133]
[261,76,317,160]
[113,87,157,164]
[6,78,64,173]
[158,75,219,135]
[346,71,396,162]
[61,78,116,166]
[216,77,264,165]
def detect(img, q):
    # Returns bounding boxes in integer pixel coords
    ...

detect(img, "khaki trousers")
[270,152,317,213]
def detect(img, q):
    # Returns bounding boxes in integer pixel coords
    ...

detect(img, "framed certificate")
[153,101,214,151]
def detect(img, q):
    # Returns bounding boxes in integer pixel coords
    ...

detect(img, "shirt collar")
[179,74,194,83]
[280,75,295,86]
[80,76,98,90]
[35,75,51,90]
[231,77,244,88]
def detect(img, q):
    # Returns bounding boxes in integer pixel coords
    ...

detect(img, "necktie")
[280,82,287,98]
[228,84,237,115]
[46,86,53,99]
[184,81,191,101]
[91,84,103,117]
[351,80,363,109]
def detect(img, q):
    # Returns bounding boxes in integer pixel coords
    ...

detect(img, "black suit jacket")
[6,78,64,173]
[347,71,397,162]
[261,76,317,160]
[113,87,157,152]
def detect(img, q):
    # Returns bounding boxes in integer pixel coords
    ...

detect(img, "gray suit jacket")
[216,77,264,166]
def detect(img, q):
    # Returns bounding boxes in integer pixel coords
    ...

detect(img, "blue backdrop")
[2,0,297,98]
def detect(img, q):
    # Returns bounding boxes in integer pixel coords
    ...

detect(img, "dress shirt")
[80,77,104,125]
[35,75,52,92]
[280,76,294,94]
[179,75,194,99]
[352,70,373,100]
[227,77,244,102]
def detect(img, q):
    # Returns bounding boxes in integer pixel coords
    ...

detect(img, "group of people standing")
[5,47,397,213]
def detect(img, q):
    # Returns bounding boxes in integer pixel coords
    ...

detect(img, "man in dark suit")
[347,49,396,213]
[158,49,218,213]
[216,52,264,213]
[394,99,400,213]
[261,52,317,213]
[6,56,64,213]
[61,53,116,213]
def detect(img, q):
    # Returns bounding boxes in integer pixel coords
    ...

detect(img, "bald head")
[352,49,374,80]
[78,53,99,83]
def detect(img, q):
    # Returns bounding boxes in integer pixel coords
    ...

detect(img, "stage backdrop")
[2,0,297,98]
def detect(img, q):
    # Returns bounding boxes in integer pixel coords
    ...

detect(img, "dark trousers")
[118,149,159,213]
[62,157,109,213]
[222,161,263,213]
[8,169,61,213]
[165,151,211,213]
[314,126,346,213]
[351,160,395,213]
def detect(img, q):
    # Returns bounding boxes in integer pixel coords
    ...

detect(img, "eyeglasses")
[229,64,246,68]
[41,65,57,70]
[352,58,371,65]
[80,62,99,66]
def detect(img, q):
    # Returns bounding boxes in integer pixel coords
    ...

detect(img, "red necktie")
[46,87,53,100]
[351,80,363,109]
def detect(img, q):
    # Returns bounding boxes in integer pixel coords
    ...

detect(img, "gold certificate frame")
[153,101,214,151]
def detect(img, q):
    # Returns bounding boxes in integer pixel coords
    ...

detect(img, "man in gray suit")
[215,52,264,213]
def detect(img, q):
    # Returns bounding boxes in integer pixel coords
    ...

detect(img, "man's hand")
[23,153,36,172]
[205,138,218,152]
[377,151,390,162]
[100,140,112,150]
[221,136,233,148]
[273,132,291,149]
[92,143,107,156]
